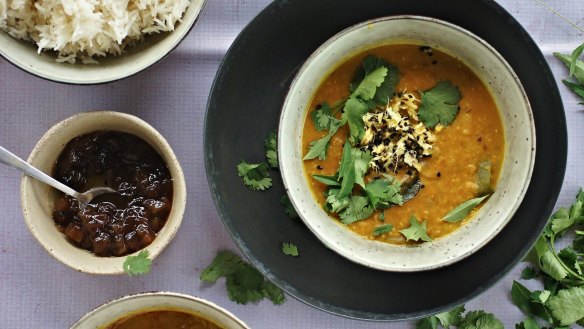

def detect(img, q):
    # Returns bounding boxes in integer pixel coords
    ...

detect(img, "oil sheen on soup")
[104,309,223,329]
[302,44,504,245]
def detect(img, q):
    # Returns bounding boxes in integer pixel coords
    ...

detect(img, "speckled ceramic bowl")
[21,111,187,274]
[0,0,205,84]
[279,16,535,272]
[70,292,249,329]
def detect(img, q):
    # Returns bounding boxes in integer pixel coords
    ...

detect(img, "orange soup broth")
[302,44,505,244]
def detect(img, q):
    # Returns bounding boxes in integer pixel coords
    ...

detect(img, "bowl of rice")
[0,0,205,84]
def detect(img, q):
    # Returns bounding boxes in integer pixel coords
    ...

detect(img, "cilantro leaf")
[418,81,461,128]
[547,285,584,325]
[365,177,403,209]
[563,80,584,102]
[280,195,298,219]
[514,317,541,329]
[264,130,278,168]
[341,96,370,143]
[530,290,551,304]
[281,242,299,257]
[534,236,568,281]
[372,224,393,237]
[200,250,244,283]
[400,215,432,242]
[236,161,272,191]
[350,55,400,106]
[352,66,388,101]
[551,207,574,235]
[311,103,334,131]
[325,188,350,213]
[417,316,440,329]
[123,249,152,277]
[558,246,583,275]
[200,251,286,306]
[435,305,465,328]
[458,310,503,329]
[303,121,340,160]
[262,281,286,305]
[521,266,539,280]
[443,195,490,223]
[339,195,374,225]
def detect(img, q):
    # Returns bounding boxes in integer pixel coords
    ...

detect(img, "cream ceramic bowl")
[279,16,535,272]
[21,111,187,274]
[70,292,249,329]
[0,0,205,84]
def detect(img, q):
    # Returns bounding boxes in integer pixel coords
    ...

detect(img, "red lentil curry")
[302,44,504,245]
[104,309,223,329]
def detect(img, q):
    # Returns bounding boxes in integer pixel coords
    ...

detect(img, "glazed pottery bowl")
[279,16,535,271]
[0,0,205,84]
[70,292,249,329]
[21,111,187,274]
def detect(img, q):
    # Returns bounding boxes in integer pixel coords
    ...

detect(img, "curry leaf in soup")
[418,81,461,128]
[312,174,341,186]
[350,55,400,106]
[442,194,490,223]
[311,102,334,131]
[399,215,432,242]
[236,161,272,191]
[365,177,403,209]
[476,160,493,197]
[339,196,374,225]
[372,224,393,237]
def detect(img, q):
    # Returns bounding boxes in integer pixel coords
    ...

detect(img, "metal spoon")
[0,146,115,205]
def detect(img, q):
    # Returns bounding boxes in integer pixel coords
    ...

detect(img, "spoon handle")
[0,146,79,198]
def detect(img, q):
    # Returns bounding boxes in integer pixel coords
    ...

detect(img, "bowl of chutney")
[21,111,187,274]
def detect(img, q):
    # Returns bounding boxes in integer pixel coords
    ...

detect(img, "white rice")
[0,0,190,63]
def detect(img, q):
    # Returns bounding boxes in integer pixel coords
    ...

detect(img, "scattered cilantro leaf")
[350,55,400,106]
[515,317,541,329]
[417,316,440,329]
[339,195,374,225]
[200,250,244,283]
[476,160,493,197]
[303,121,340,160]
[281,242,299,257]
[418,81,461,128]
[400,215,432,242]
[311,103,334,131]
[262,281,286,305]
[435,305,465,328]
[280,195,298,219]
[236,161,272,191]
[521,266,539,280]
[200,251,286,306]
[511,280,555,324]
[442,194,490,223]
[547,285,584,325]
[123,249,152,277]
[372,224,393,237]
[264,130,278,168]
[365,177,403,209]
[558,246,583,275]
[458,310,503,329]
[530,290,551,304]
[534,236,568,281]
[311,174,341,186]
[550,207,574,235]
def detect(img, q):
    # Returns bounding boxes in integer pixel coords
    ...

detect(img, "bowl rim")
[0,0,207,85]
[69,291,250,329]
[20,110,187,274]
[278,15,536,272]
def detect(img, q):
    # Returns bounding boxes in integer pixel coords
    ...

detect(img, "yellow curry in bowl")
[302,44,504,245]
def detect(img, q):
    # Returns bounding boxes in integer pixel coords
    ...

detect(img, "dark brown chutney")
[52,131,173,257]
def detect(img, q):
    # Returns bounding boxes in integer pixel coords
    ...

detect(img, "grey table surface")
[0,0,583,328]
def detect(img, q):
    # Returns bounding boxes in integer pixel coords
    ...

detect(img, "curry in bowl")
[302,44,504,244]
[279,16,534,271]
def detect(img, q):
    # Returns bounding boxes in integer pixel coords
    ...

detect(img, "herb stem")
[535,0,584,33]
[550,234,584,282]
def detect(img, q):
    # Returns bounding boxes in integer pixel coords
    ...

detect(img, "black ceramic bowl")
[204,0,566,321]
